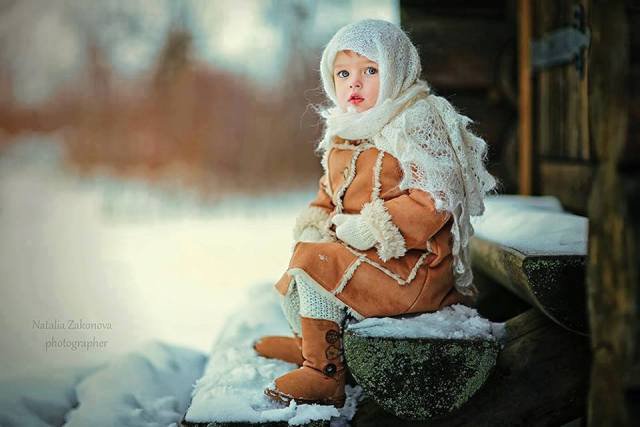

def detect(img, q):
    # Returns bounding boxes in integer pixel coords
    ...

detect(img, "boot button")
[325,345,341,360]
[323,363,337,376]
[325,330,340,344]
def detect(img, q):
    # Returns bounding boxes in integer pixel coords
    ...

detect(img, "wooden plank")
[469,236,588,335]
[518,0,533,195]
[400,0,507,18]
[535,0,590,161]
[535,0,562,158]
[623,58,640,167]
[539,160,595,215]
[401,17,511,90]
[586,0,636,424]
[352,308,590,426]
[432,90,513,155]
[572,0,591,160]
[630,6,640,59]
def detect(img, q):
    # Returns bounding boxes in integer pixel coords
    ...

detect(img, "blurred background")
[0,0,403,193]
[0,0,400,375]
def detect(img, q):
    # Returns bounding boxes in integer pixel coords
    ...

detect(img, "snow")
[185,281,364,425]
[346,304,506,342]
[0,341,205,427]
[63,341,206,427]
[0,134,310,376]
[0,364,97,427]
[471,195,588,256]
[288,403,340,425]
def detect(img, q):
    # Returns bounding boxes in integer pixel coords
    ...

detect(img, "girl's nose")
[349,79,362,89]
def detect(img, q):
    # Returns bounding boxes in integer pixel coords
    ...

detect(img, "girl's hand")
[331,214,376,250]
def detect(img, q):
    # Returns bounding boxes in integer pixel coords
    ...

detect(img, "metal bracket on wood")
[531,4,590,78]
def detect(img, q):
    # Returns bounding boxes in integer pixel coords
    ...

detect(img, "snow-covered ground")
[0,135,312,376]
[0,341,206,427]
[184,281,363,426]
[0,134,318,425]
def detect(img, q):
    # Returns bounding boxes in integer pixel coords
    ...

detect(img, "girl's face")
[333,50,379,113]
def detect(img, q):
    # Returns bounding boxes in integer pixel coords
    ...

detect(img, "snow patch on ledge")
[184,281,364,425]
[471,195,588,256]
[346,304,506,342]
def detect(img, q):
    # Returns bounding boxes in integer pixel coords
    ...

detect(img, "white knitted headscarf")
[317,19,497,298]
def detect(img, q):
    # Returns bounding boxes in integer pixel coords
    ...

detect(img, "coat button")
[323,363,337,376]
[342,167,349,180]
[325,330,340,344]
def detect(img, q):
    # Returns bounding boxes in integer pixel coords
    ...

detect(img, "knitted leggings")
[280,274,346,335]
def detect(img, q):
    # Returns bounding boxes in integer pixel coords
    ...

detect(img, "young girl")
[254,19,496,408]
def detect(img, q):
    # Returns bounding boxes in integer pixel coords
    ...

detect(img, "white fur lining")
[343,244,429,286]
[332,255,365,295]
[292,206,332,242]
[360,198,407,262]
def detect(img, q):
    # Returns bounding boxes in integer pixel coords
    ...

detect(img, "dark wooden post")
[517,0,533,195]
[586,0,638,425]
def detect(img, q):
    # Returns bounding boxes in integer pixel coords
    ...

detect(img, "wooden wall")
[586,1,639,425]
[401,2,639,424]
[628,2,640,169]
[400,0,519,193]
[534,0,592,214]
[401,1,636,216]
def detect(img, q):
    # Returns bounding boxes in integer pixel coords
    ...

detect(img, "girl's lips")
[349,97,364,104]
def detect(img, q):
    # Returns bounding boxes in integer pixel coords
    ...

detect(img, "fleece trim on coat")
[360,198,407,262]
[293,206,332,243]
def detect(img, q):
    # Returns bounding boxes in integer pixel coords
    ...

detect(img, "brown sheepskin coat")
[274,137,468,320]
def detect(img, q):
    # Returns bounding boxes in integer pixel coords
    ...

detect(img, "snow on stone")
[63,341,206,427]
[471,194,588,256]
[288,403,340,425]
[184,281,364,425]
[346,304,506,342]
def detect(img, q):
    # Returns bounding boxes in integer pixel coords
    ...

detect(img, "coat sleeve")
[359,188,451,261]
[292,174,336,242]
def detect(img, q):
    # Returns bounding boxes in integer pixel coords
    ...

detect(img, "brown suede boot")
[253,334,304,366]
[264,316,346,407]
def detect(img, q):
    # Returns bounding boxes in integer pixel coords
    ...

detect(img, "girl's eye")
[365,67,378,75]
[336,70,349,78]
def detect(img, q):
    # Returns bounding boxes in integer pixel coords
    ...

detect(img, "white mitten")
[331,213,376,250]
[298,226,323,242]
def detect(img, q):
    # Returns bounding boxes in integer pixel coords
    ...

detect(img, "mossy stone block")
[343,330,500,421]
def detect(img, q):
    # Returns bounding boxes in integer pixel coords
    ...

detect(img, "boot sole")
[264,387,346,408]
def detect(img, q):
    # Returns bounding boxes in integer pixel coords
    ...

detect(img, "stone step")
[470,195,589,334]
[342,306,505,421]
[348,308,590,425]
